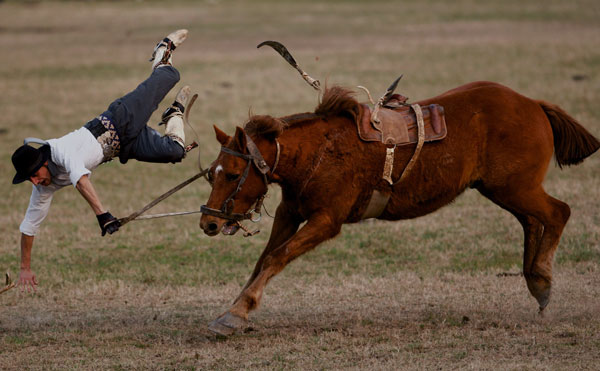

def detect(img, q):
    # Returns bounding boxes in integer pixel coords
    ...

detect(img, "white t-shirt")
[19,127,104,236]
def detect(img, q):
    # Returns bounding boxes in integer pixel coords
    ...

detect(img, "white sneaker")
[160,85,191,125]
[150,29,188,69]
[165,115,185,148]
[174,85,191,108]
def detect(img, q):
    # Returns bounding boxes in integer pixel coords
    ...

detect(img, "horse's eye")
[207,171,214,184]
[226,173,240,182]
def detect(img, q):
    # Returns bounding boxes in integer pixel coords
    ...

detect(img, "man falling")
[11,29,192,292]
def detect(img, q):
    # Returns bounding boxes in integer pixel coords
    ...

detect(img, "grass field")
[1,0,599,369]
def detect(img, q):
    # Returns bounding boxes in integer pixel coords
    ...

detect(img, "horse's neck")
[272,128,312,188]
[273,119,337,193]
[271,133,298,186]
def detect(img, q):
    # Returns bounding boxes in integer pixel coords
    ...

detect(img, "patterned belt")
[84,115,121,162]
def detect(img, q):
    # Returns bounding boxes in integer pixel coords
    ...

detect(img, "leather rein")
[200,134,280,223]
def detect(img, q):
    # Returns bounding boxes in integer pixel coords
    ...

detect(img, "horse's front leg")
[237,201,303,297]
[208,211,341,336]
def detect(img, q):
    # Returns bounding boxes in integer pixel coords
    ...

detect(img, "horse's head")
[200,117,283,236]
[200,87,359,236]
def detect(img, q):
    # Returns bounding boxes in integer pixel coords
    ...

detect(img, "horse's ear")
[214,125,230,145]
[233,126,247,151]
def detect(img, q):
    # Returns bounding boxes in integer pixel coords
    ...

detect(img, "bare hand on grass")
[19,269,38,293]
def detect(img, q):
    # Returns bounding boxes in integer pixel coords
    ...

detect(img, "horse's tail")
[538,100,600,168]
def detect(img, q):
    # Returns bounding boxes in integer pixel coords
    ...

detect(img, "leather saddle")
[357,95,447,146]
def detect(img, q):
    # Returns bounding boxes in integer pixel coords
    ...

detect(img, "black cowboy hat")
[11,144,51,184]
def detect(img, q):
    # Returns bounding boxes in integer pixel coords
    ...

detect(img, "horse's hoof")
[535,288,551,311]
[525,274,551,311]
[208,311,248,337]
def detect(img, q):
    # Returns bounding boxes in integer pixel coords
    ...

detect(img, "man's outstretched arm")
[19,233,38,292]
[76,174,120,236]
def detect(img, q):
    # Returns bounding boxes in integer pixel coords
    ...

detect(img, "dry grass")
[1,0,599,369]
[2,270,599,369]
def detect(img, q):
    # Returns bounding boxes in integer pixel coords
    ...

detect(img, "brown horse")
[199,81,599,336]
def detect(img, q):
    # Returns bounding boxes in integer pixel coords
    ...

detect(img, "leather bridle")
[200,134,279,223]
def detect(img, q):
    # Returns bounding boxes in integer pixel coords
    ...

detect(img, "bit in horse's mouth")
[222,221,240,236]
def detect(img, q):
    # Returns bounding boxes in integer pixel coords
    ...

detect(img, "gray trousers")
[102,66,184,164]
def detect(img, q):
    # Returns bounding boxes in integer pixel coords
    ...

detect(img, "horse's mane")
[244,115,287,141]
[244,85,360,140]
[314,85,360,121]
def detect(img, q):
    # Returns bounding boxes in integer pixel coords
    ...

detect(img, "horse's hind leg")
[526,193,570,311]
[479,186,571,311]
[514,214,544,279]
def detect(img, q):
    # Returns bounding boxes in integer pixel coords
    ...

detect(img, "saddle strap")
[395,104,425,184]
[361,104,427,220]
[360,190,391,220]
[383,147,395,185]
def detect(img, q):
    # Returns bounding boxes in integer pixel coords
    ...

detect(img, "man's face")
[30,162,51,186]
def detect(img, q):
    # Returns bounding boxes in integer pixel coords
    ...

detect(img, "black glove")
[96,212,121,236]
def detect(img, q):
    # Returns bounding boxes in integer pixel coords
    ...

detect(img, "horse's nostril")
[207,222,219,232]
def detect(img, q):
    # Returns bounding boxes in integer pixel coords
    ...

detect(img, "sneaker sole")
[175,85,191,107]
[166,29,188,48]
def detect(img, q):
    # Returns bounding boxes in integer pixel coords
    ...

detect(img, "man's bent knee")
[166,141,185,163]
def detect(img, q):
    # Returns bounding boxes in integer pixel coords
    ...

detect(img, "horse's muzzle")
[199,214,241,236]
[200,214,222,236]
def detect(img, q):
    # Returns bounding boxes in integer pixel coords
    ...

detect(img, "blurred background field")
[0,0,599,369]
